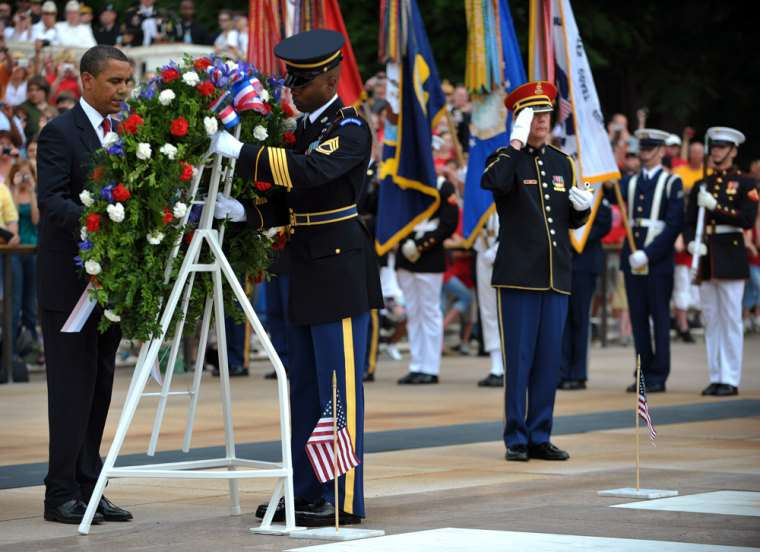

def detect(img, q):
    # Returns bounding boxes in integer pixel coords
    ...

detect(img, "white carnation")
[203,116,218,136]
[84,259,101,275]
[173,202,187,218]
[263,227,280,239]
[79,190,94,207]
[253,125,268,141]
[130,86,141,99]
[147,231,165,245]
[158,89,176,106]
[259,89,270,102]
[103,131,119,149]
[104,309,121,322]
[225,60,238,71]
[136,142,152,160]
[160,143,178,160]
[284,117,297,133]
[182,71,200,86]
[80,226,88,240]
[106,202,125,222]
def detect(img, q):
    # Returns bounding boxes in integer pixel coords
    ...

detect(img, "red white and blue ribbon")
[61,282,97,333]
[218,104,240,128]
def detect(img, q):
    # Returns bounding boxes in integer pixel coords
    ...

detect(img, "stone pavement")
[1,332,758,551]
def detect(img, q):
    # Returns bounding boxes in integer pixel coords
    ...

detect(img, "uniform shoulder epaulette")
[336,106,365,128]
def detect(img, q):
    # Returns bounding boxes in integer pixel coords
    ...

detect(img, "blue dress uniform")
[236,31,383,520]
[481,81,590,456]
[559,197,612,387]
[610,129,684,391]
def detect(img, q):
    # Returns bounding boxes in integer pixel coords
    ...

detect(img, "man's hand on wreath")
[206,130,243,160]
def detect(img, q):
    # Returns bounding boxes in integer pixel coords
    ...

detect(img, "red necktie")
[101,117,111,135]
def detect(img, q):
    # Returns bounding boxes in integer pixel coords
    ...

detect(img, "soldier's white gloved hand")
[213,193,231,219]
[569,186,592,211]
[482,245,497,266]
[206,130,243,159]
[629,250,648,269]
[509,107,533,147]
[213,193,247,222]
[401,238,420,262]
[697,189,717,211]
[687,240,707,256]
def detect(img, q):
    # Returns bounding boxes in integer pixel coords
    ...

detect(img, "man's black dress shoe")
[678,328,696,343]
[528,442,569,460]
[255,496,310,522]
[398,372,438,384]
[478,374,503,387]
[44,498,104,524]
[558,379,586,390]
[213,364,249,377]
[505,445,528,462]
[397,372,417,384]
[626,381,666,393]
[97,496,132,521]
[701,383,719,396]
[362,372,374,382]
[713,383,738,396]
[294,498,362,527]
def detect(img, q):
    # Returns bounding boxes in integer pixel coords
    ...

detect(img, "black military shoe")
[478,374,503,387]
[294,498,362,527]
[701,383,719,396]
[255,496,311,522]
[627,381,665,393]
[558,379,586,390]
[44,498,104,524]
[505,445,528,462]
[528,442,569,461]
[713,384,738,396]
[397,372,418,384]
[97,496,132,521]
[410,373,438,384]
[362,372,374,382]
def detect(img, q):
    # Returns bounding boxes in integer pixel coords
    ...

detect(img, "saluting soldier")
[481,81,591,463]
[606,129,684,394]
[208,29,383,527]
[683,127,758,396]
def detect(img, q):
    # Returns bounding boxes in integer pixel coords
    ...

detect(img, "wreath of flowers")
[77,54,297,342]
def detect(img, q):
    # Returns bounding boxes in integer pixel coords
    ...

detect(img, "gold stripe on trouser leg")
[341,317,356,513]
[368,309,379,377]
[497,290,507,426]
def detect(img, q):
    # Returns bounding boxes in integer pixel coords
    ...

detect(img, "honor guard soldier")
[209,29,383,526]
[481,81,591,463]
[683,127,758,396]
[607,128,684,393]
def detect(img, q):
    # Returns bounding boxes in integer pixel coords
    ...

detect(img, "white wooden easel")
[78,128,302,536]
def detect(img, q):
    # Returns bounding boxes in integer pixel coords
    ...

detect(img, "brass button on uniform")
[335,248,341,254]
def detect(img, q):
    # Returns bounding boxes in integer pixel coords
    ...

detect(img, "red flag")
[323,0,365,106]
[248,0,286,76]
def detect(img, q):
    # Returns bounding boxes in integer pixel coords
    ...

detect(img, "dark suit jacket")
[37,102,103,313]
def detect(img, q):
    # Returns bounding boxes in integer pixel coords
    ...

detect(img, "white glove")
[509,107,533,146]
[400,238,420,262]
[569,186,592,211]
[697,189,717,211]
[213,193,230,219]
[206,130,243,160]
[214,193,247,222]
[482,245,497,266]
[629,250,648,269]
[687,240,707,257]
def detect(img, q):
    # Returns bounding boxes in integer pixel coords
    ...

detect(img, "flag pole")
[635,355,641,492]
[612,180,647,275]
[332,370,339,532]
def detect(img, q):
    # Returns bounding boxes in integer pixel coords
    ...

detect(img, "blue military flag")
[461,0,527,247]
[375,0,447,255]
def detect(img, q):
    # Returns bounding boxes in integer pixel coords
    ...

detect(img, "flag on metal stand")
[529,0,621,253]
[637,367,657,446]
[460,0,526,247]
[375,0,447,255]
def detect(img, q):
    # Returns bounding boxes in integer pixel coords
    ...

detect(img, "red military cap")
[504,81,557,114]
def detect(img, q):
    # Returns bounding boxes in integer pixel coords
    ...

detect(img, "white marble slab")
[611,490,760,517]
[287,527,758,551]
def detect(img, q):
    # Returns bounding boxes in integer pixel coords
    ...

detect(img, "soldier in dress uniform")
[208,29,383,527]
[481,81,592,462]
[606,128,684,394]
[683,126,759,396]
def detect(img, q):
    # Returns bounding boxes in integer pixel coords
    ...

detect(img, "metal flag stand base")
[77,134,303,537]
[288,527,386,541]
[597,488,679,500]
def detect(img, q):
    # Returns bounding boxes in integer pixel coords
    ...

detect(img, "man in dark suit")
[37,44,132,525]
[209,30,383,526]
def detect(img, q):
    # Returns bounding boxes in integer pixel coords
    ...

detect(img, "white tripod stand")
[78,130,302,536]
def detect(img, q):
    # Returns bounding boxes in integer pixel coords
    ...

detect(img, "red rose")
[270,230,287,250]
[179,162,194,181]
[197,81,215,97]
[112,182,130,202]
[170,116,189,137]
[184,231,194,244]
[161,68,180,82]
[86,213,101,232]
[90,277,102,287]
[252,270,266,285]
[281,102,294,117]
[263,103,272,115]
[255,181,271,191]
[283,132,296,147]
[119,113,144,135]
[162,206,172,225]
[93,165,105,182]
[193,57,211,71]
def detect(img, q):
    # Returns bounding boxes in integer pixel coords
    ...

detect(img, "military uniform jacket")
[572,197,612,275]
[612,169,684,275]
[683,168,759,280]
[238,98,383,326]
[481,143,589,293]
[394,180,459,274]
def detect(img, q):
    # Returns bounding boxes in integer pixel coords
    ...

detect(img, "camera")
[2,146,10,155]
[41,39,51,47]
[21,173,30,182]
[64,63,74,72]
[17,58,28,68]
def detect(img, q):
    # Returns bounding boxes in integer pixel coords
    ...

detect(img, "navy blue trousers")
[287,311,368,517]
[264,274,290,369]
[560,271,597,382]
[624,272,673,385]
[498,288,568,448]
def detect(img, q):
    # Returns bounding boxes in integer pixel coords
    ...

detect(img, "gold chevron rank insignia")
[316,137,339,155]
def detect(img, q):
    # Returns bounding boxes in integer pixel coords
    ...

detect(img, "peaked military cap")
[707,126,745,148]
[274,29,345,89]
[504,81,557,114]
[634,128,669,149]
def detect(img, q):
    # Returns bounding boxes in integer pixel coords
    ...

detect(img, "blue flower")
[107,140,124,157]
[78,239,93,251]
[74,255,83,268]
[101,182,115,202]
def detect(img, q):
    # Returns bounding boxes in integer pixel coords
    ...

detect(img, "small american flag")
[638,371,657,445]
[306,391,360,483]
